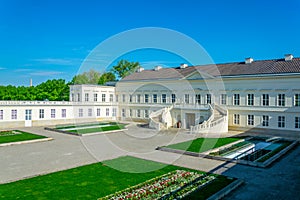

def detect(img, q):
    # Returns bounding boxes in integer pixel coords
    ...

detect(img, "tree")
[98,72,116,85]
[0,79,69,101]
[71,69,101,84]
[112,60,139,79]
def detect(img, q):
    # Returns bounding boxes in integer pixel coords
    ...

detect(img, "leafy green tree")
[98,72,116,85]
[71,69,101,84]
[112,60,139,79]
[0,79,69,101]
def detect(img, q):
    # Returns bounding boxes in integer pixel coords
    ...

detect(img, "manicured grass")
[166,137,240,153]
[56,122,119,129]
[0,156,233,200]
[0,130,46,144]
[68,124,126,134]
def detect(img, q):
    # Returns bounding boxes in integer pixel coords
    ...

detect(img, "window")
[129,95,132,103]
[233,94,240,105]
[51,109,55,118]
[144,94,149,103]
[278,116,285,128]
[88,108,92,117]
[171,94,176,103]
[278,94,285,106]
[122,94,126,102]
[39,109,44,119]
[162,94,166,103]
[185,94,189,104]
[221,94,226,105]
[195,94,201,104]
[129,109,132,117]
[112,108,117,117]
[25,109,32,120]
[102,94,106,102]
[295,117,300,129]
[137,94,141,103]
[85,93,89,102]
[94,93,98,102]
[247,115,254,126]
[79,109,83,117]
[247,94,254,106]
[295,94,300,106]
[0,110,3,120]
[144,110,149,118]
[262,115,269,127]
[262,94,269,106]
[62,109,66,118]
[122,109,125,117]
[153,94,157,103]
[11,109,17,120]
[234,114,240,125]
[96,108,101,117]
[137,109,141,118]
[71,93,74,101]
[110,94,114,102]
[115,95,118,102]
[206,94,212,104]
[106,108,109,116]
[77,93,80,102]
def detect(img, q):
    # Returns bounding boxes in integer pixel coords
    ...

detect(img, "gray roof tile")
[121,58,300,81]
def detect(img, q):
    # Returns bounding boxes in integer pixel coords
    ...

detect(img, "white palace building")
[1,54,300,134]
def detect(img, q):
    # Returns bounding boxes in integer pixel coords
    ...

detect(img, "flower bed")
[0,130,21,136]
[99,170,216,200]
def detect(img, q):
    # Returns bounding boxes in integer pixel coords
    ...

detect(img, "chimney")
[136,67,144,72]
[245,57,254,64]
[30,78,32,87]
[180,63,188,69]
[154,65,162,71]
[284,54,293,61]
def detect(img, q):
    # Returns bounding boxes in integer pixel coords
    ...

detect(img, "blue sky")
[0,0,299,86]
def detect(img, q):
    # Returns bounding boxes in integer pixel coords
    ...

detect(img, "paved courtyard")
[0,123,299,199]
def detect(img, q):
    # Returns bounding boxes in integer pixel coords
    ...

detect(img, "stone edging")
[81,129,128,136]
[45,127,128,136]
[207,179,244,200]
[0,137,53,147]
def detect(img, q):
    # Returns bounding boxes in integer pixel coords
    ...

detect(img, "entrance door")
[185,113,195,129]
[25,109,32,127]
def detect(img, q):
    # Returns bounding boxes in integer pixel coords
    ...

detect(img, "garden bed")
[45,122,127,136]
[0,130,47,144]
[99,170,217,200]
[0,156,238,199]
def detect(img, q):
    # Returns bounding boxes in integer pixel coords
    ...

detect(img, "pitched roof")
[121,57,300,81]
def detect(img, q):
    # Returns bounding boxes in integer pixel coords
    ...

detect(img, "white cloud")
[140,61,181,69]
[14,68,33,72]
[29,71,64,76]
[32,58,81,66]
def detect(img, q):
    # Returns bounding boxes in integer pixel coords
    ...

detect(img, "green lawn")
[166,137,240,153]
[0,130,46,144]
[56,122,119,129]
[68,124,126,134]
[0,156,234,200]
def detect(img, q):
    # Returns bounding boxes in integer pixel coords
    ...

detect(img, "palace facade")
[1,54,300,134]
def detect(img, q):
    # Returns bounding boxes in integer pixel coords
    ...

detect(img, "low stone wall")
[207,179,244,200]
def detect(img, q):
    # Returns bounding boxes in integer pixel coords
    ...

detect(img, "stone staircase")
[149,106,173,131]
[190,104,228,134]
